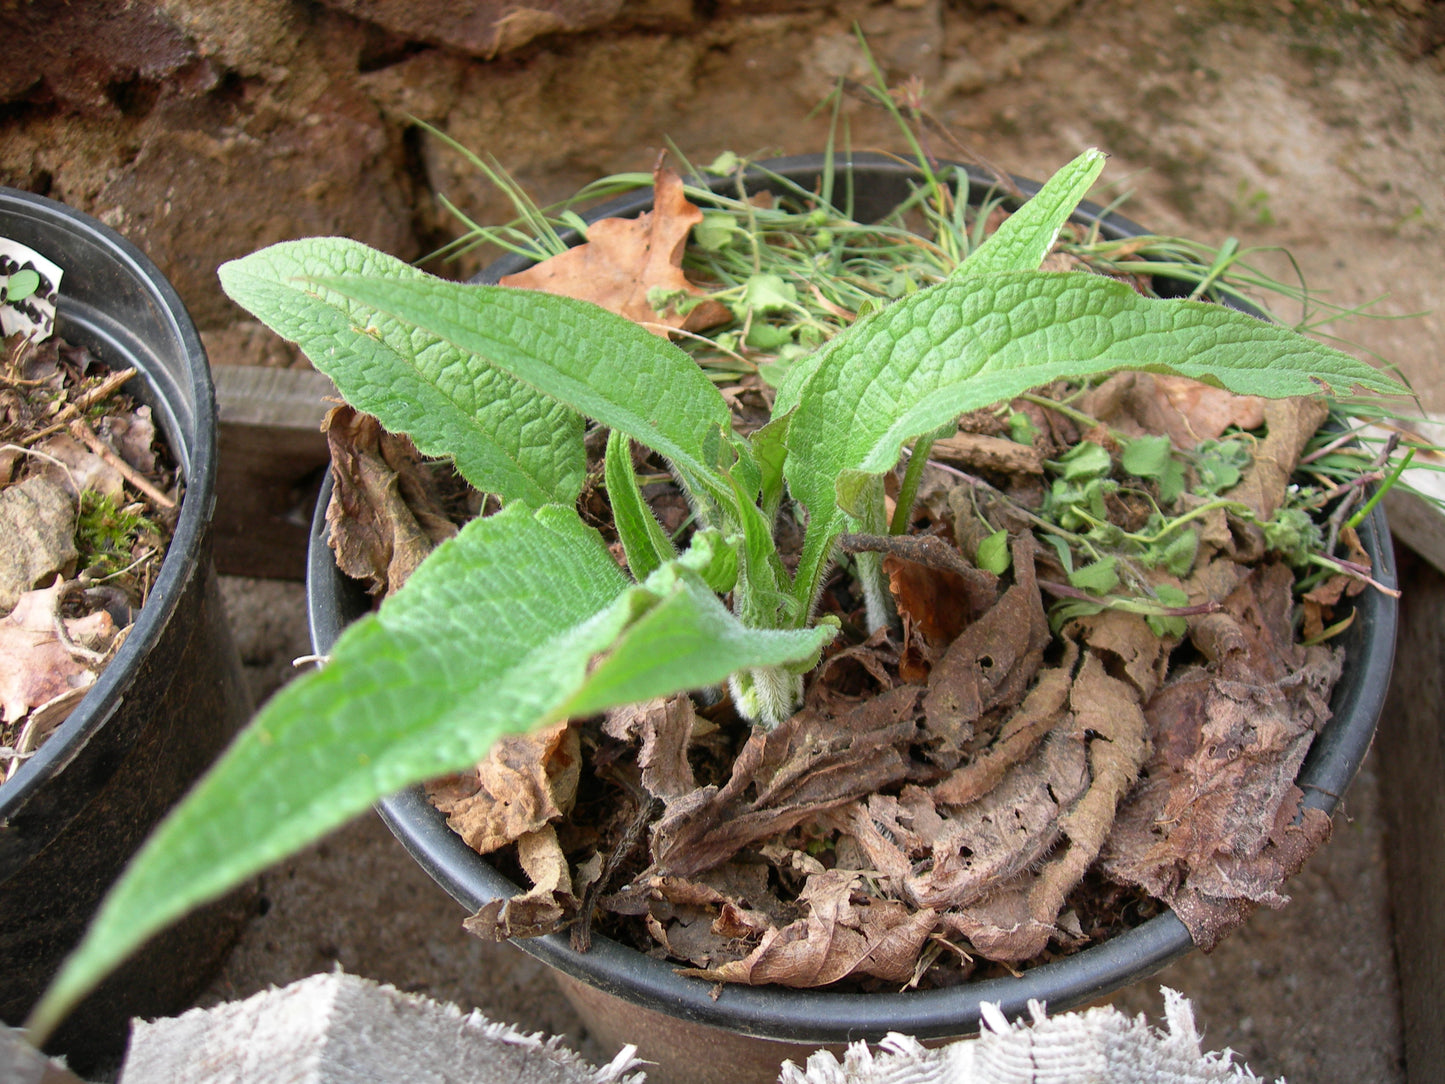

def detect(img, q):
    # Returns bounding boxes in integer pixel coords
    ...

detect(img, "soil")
[6,0,1435,1080]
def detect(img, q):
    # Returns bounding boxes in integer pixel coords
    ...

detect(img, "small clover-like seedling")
[29,149,1407,1038]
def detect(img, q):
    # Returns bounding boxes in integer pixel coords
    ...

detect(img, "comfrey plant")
[29,149,1404,1035]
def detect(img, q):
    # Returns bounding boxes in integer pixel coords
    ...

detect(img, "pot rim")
[0,187,216,818]
[308,153,1398,1042]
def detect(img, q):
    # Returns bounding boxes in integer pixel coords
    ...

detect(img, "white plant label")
[0,237,63,341]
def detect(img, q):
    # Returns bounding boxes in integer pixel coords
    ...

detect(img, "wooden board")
[212,366,335,580]
[1378,544,1445,1084]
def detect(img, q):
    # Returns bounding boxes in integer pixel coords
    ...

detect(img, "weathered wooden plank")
[212,366,335,581]
[117,972,644,1084]
[1377,544,1445,1084]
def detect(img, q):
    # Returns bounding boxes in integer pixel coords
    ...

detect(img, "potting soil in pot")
[0,290,182,783]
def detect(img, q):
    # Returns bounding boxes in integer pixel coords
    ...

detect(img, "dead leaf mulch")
[329,171,1366,990]
[0,330,178,784]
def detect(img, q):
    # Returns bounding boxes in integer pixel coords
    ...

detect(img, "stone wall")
[3,0,1443,407]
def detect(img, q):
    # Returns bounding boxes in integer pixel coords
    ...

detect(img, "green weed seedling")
[27,148,1406,1037]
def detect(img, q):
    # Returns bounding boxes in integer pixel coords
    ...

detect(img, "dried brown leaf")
[878,535,999,652]
[919,533,1051,766]
[462,825,575,941]
[853,729,1090,914]
[1225,396,1331,523]
[648,685,922,879]
[0,580,116,723]
[1018,652,1149,954]
[500,165,730,338]
[35,433,125,502]
[929,638,1078,806]
[678,871,937,988]
[603,693,698,799]
[429,720,581,855]
[323,405,457,596]
[1102,564,1343,949]
[1081,372,1267,449]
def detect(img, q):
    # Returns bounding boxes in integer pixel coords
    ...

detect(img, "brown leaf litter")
[0,330,176,783]
[329,186,1364,989]
[500,164,731,338]
[420,374,1355,988]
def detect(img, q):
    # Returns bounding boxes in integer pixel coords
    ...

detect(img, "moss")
[75,490,160,584]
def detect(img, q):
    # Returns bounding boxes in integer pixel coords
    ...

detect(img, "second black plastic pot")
[306,155,1398,1081]
[0,188,254,1072]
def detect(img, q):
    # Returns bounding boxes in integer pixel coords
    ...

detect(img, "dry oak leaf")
[500,165,730,337]
[428,719,581,855]
[0,580,116,724]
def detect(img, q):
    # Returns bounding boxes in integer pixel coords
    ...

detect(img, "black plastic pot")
[307,155,1398,1081]
[0,189,253,1072]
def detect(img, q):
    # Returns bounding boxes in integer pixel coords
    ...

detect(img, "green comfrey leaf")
[604,429,678,583]
[675,528,739,595]
[749,412,791,525]
[779,268,1404,619]
[228,241,738,511]
[30,501,833,1035]
[219,240,585,507]
[956,149,1106,276]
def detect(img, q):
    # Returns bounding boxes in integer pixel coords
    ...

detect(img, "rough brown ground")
[6,1,1437,1080]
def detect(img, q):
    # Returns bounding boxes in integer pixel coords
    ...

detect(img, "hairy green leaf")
[219,240,584,506]
[29,502,832,1037]
[295,262,736,505]
[958,148,1107,275]
[605,429,677,582]
[784,269,1405,613]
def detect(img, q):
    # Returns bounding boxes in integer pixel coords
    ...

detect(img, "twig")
[22,367,138,445]
[838,531,996,595]
[1323,432,1396,555]
[67,416,177,511]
